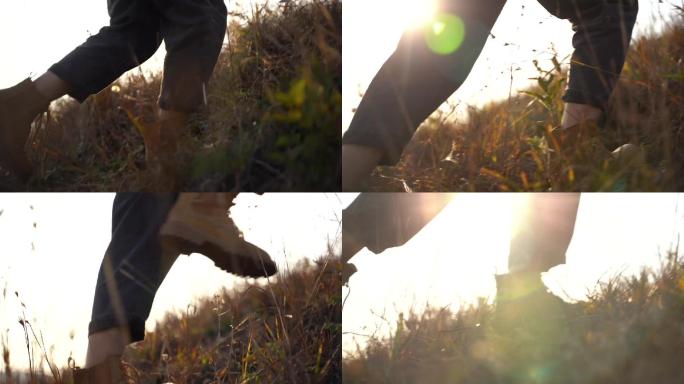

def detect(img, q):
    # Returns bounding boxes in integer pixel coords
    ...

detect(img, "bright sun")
[396,0,439,29]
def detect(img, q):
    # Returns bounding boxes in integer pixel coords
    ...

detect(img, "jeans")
[343,193,580,273]
[507,193,580,272]
[343,193,453,254]
[89,193,178,341]
[49,0,227,112]
[342,0,639,165]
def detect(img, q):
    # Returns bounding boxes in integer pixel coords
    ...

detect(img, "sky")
[0,193,342,371]
[0,0,277,88]
[342,0,682,133]
[342,193,684,358]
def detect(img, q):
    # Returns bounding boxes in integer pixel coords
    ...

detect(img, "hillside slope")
[124,256,342,384]
[367,13,684,192]
[343,253,684,384]
[3,256,342,384]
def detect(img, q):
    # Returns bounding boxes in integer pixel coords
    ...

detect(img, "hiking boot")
[494,271,569,331]
[72,355,124,384]
[160,193,277,277]
[0,78,50,180]
[548,119,611,167]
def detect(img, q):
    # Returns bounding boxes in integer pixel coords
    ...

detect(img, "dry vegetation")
[2,255,342,384]
[1,0,341,192]
[343,252,684,383]
[366,11,684,192]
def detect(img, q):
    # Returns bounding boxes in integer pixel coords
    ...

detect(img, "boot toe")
[201,240,277,278]
[240,244,277,277]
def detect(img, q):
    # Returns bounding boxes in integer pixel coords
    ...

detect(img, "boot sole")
[162,234,277,278]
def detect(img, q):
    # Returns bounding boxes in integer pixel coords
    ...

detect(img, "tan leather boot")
[0,78,50,180]
[72,355,124,384]
[160,193,277,277]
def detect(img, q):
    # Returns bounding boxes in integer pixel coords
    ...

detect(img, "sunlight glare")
[433,21,447,35]
[425,13,466,55]
[397,0,439,29]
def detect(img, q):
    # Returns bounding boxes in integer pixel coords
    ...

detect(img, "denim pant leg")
[153,0,228,112]
[342,0,507,165]
[49,0,163,103]
[344,193,580,273]
[89,192,179,342]
[343,193,453,255]
[508,193,580,273]
[537,0,639,110]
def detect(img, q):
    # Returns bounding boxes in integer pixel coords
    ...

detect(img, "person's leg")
[142,109,190,188]
[142,0,227,184]
[344,193,454,255]
[82,192,277,382]
[84,327,131,369]
[561,102,602,130]
[495,193,581,330]
[33,72,72,102]
[155,0,227,113]
[496,193,580,321]
[48,0,163,104]
[342,0,507,190]
[508,193,580,274]
[85,193,179,370]
[341,193,454,283]
[0,0,163,181]
[342,145,382,192]
[538,0,639,131]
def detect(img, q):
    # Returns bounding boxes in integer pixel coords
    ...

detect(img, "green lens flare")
[424,13,465,55]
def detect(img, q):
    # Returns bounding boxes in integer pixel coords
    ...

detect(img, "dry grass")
[343,251,684,383]
[2,0,341,192]
[2,255,342,384]
[366,12,684,192]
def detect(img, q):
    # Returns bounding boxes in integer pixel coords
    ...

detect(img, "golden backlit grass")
[5,0,341,192]
[343,252,684,383]
[2,255,342,384]
[366,12,684,192]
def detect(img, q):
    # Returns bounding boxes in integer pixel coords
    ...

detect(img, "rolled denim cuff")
[88,315,147,342]
[48,62,91,103]
[342,125,407,166]
[562,88,608,112]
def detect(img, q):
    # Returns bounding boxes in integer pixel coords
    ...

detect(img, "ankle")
[561,103,603,130]
[342,144,383,191]
[85,327,130,368]
[33,72,69,102]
